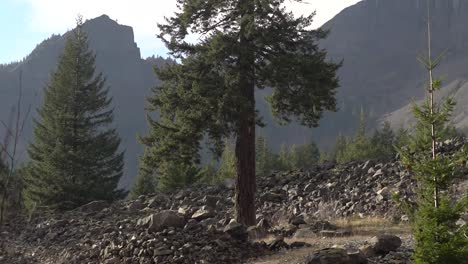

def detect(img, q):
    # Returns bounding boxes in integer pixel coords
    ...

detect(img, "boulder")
[289,216,307,226]
[369,235,402,255]
[191,206,215,221]
[347,250,368,264]
[304,248,352,264]
[223,221,248,242]
[137,210,186,232]
[359,245,375,258]
[267,236,289,251]
[289,241,311,249]
[247,225,268,240]
[202,196,219,208]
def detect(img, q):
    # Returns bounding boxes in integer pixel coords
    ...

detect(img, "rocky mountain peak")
[83,14,141,61]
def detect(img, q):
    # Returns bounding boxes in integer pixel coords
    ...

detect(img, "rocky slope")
[1,139,466,264]
[384,79,468,131]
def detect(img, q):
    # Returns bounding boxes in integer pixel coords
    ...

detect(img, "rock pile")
[0,202,268,264]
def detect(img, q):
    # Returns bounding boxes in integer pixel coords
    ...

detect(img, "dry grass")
[249,217,411,264]
[331,216,410,236]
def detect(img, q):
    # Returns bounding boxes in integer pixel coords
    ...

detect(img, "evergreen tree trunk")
[235,0,256,226]
[426,4,439,208]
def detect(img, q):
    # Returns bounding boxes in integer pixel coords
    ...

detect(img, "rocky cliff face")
[308,0,468,142]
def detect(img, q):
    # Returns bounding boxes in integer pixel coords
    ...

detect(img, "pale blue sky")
[0,0,361,64]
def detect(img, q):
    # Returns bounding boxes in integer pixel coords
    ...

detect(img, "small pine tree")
[338,111,374,162]
[199,162,218,185]
[157,161,201,191]
[277,144,292,171]
[217,139,237,181]
[24,17,125,210]
[130,171,157,198]
[371,121,396,160]
[330,133,348,162]
[399,9,468,263]
[394,127,411,149]
[289,141,320,169]
[256,136,275,177]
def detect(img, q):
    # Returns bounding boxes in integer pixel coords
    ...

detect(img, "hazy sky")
[0,0,361,64]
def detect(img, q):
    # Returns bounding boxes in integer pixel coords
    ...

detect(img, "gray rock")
[224,221,248,241]
[290,216,307,226]
[370,234,402,255]
[304,248,352,264]
[247,225,268,240]
[137,210,186,232]
[267,236,289,251]
[191,206,215,221]
[78,200,109,213]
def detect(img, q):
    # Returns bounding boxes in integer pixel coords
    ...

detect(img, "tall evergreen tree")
[142,0,340,225]
[24,17,125,210]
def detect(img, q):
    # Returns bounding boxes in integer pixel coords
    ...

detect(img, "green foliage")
[0,162,24,216]
[336,111,374,162]
[398,33,468,263]
[130,171,157,198]
[394,127,411,149]
[327,133,348,162]
[275,141,320,170]
[290,141,320,169]
[199,162,218,185]
[331,116,401,163]
[157,161,202,192]
[277,144,291,171]
[370,121,396,160]
[217,140,237,182]
[411,194,468,263]
[256,136,277,176]
[24,18,125,211]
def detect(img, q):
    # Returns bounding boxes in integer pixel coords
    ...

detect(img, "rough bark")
[235,0,256,226]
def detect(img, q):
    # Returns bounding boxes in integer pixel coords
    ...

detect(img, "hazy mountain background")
[2,0,468,188]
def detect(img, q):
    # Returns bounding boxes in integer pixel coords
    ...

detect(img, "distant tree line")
[324,109,462,164]
[131,135,321,197]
